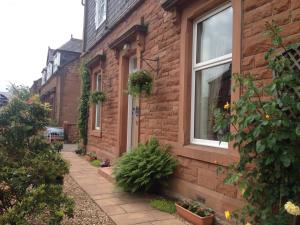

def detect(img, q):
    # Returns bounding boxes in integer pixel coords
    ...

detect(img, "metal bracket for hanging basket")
[141,56,160,76]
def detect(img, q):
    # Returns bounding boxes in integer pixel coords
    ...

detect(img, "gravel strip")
[62,175,115,225]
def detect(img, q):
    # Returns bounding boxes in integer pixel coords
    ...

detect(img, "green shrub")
[51,141,64,152]
[90,159,101,167]
[0,93,74,225]
[150,199,176,214]
[128,70,153,97]
[113,137,178,193]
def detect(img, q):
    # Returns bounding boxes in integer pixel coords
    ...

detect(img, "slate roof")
[0,92,10,99]
[57,38,82,53]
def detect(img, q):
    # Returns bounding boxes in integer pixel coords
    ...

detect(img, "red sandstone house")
[81,0,300,217]
[37,37,82,143]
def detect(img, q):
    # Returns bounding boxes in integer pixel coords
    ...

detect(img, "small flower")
[265,114,271,120]
[284,201,300,216]
[224,210,231,220]
[224,102,230,110]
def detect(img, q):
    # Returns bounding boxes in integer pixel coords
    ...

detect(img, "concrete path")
[62,152,186,225]
[62,144,77,152]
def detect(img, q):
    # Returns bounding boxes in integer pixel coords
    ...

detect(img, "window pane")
[196,7,232,63]
[194,63,231,140]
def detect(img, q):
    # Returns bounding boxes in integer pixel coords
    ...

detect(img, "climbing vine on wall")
[78,64,90,152]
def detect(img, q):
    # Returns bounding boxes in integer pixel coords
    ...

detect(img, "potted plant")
[85,151,97,161]
[128,70,153,97]
[90,91,106,104]
[176,201,214,225]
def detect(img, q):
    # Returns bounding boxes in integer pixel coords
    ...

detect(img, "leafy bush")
[113,137,178,193]
[90,91,106,104]
[150,199,176,214]
[90,159,101,167]
[214,22,300,225]
[178,201,214,217]
[128,70,153,97]
[51,141,64,152]
[0,94,74,225]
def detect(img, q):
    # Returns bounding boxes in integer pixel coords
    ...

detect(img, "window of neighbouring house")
[95,0,107,29]
[47,62,53,80]
[53,52,61,73]
[94,74,102,130]
[191,4,232,148]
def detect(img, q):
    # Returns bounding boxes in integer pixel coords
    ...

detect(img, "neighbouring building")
[39,37,83,143]
[30,78,42,95]
[0,92,9,107]
[81,0,300,218]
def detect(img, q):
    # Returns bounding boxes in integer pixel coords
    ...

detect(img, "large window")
[95,0,107,29]
[95,74,102,130]
[53,52,60,73]
[191,4,232,148]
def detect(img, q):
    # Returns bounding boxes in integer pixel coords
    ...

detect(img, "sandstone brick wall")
[84,0,300,216]
[40,58,81,142]
[242,0,300,76]
[59,58,81,126]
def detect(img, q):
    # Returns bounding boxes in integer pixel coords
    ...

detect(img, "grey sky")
[0,0,84,92]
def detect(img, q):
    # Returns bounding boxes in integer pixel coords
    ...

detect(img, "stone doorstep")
[98,166,115,183]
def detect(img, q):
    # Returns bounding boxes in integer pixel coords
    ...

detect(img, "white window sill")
[190,138,228,149]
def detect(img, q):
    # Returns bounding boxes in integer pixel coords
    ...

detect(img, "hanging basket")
[128,70,153,97]
[90,91,106,104]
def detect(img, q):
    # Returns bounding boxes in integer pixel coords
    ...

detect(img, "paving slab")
[62,152,187,225]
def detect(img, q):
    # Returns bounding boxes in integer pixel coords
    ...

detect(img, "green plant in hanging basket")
[128,70,153,97]
[90,91,106,104]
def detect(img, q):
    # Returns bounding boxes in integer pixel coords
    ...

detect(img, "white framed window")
[47,62,53,80]
[191,4,233,149]
[95,74,102,130]
[95,0,107,29]
[53,52,61,73]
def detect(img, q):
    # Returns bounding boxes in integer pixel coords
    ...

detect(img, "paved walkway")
[62,152,186,225]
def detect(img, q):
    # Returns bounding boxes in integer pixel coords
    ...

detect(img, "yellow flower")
[245,223,252,225]
[284,201,300,216]
[224,210,231,220]
[224,102,230,110]
[265,114,270,120]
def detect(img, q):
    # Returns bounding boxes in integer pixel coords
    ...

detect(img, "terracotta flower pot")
[175,203,214,225]
[85,155,92,161]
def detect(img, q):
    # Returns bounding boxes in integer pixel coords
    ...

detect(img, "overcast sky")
[0,0,84,92]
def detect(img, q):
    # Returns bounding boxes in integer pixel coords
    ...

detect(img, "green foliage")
[51,141,64,152]
[150,199,176,214]
[90,91,106,104]
[90,159,101,167]
[113,137,178,193]
[0,96,74,225]
[178,201,214,217]
[214,22,300,225]
[78,65,90,151]
[7,83,30,101]
[128,70,153,97]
